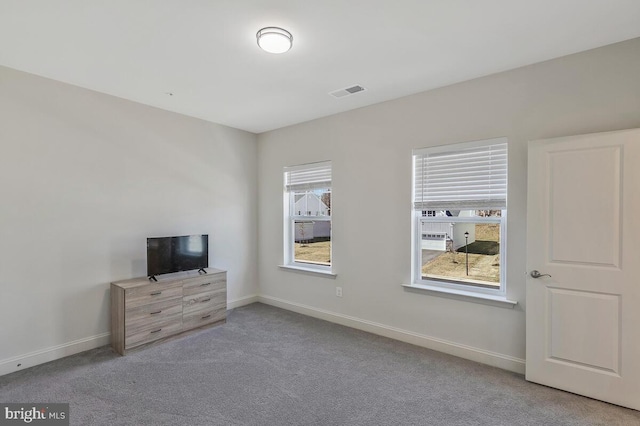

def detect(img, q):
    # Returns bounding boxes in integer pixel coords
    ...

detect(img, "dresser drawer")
[125,297,182,328]
[125,317,183,348]
[125,283,183,308]
[183,289,226,315]
[183,305,226,330]
[111,269,227,355]
[183,273,226,297]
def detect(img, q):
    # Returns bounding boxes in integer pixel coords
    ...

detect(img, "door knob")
[530,270,551,279]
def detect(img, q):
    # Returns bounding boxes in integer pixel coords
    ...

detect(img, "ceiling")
[1,1,639,134]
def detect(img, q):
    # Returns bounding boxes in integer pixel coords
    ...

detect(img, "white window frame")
[411,138,507,298]
[282,161,333,274]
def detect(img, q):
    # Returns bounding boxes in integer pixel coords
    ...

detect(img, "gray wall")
[0,66,258,369]
[257,38,640,371]
[2,37,639,376]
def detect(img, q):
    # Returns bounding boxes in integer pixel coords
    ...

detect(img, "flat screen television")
[147,235,208,278]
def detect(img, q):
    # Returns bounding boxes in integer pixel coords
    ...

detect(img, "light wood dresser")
[110,268,226,355]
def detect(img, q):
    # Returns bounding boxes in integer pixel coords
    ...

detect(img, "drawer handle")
[150,328,162,334]
[201,314,211,319]
[150,310,162,315]
[201,298,211,303]
[200,282,211,287]
[150,291,162,296]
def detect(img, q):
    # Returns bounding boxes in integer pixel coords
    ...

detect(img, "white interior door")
[526,128,640,410]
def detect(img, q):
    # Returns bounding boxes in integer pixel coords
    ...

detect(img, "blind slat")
[413,140,507,210]
[285,161,332,191]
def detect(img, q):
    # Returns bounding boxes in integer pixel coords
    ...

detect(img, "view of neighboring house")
[294,193,331,242]
[294,192,330,216]
[421,210,476,251]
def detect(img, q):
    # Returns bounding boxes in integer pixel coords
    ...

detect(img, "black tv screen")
[147,235,208,277]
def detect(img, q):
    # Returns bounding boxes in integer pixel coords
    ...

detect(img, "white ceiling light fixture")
[256,27,293,54]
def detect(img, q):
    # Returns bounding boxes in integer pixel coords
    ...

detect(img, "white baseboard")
[0,332,111,377]
[228,294,259,309]
[1,295,524,377]
[258,295,526,374]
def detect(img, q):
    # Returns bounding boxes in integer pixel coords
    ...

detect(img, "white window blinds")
[413,138,507,210]
[284,161,332,192]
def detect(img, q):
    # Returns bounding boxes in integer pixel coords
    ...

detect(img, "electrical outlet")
[336,287,342,297]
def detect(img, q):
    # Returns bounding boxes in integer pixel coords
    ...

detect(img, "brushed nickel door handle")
[530,270,551,279]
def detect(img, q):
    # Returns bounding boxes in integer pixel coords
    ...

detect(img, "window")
[412,138,507,295]
[283,161,332,272]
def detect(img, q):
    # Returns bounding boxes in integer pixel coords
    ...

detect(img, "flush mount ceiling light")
[256,27,293,54]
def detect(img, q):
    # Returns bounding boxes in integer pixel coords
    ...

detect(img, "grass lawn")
[422,251,500,285]
[422,223,500,286]
[475,223,499,241]
[291,225,499,280]
[295,241,331,265]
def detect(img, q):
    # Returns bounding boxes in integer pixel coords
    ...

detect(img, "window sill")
[279,265,337,278]
[402,283,517,308]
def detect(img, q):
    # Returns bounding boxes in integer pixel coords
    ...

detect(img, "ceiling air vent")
[329,85,366,98]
